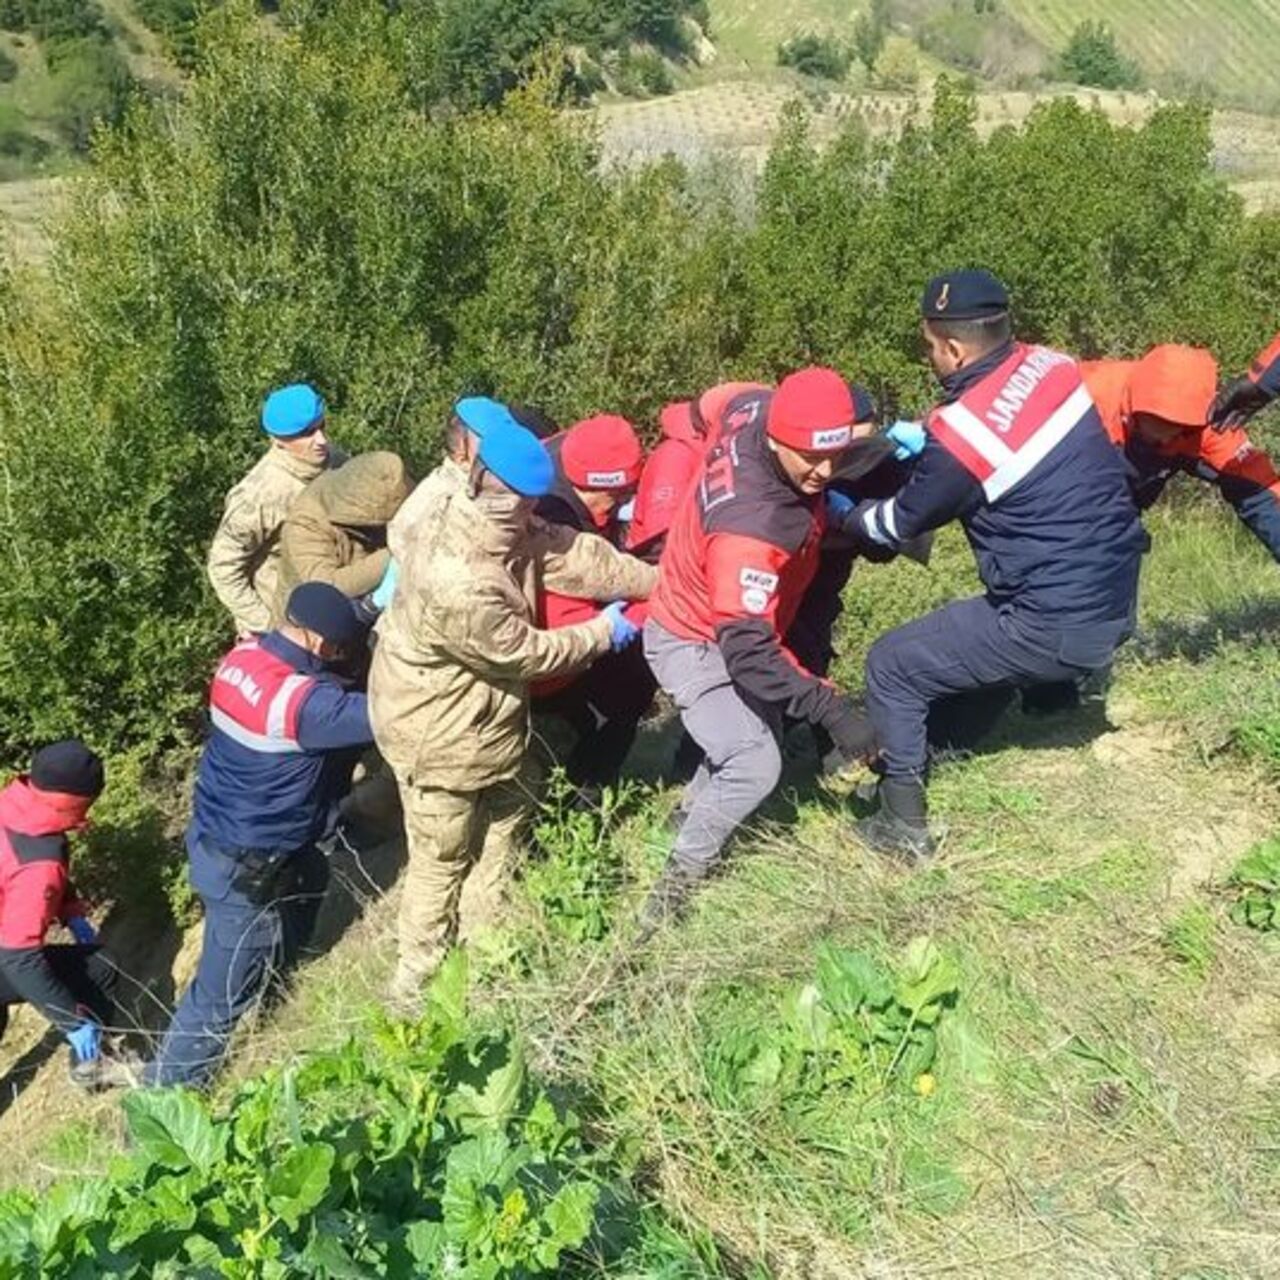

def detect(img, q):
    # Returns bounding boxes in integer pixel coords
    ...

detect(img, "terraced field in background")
[599,81,1280,211]
[706,0,1280,114]
[1007,0,1280,111]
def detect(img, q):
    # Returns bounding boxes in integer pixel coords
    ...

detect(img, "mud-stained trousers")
[389,773,531,999]
[643,618,783,879]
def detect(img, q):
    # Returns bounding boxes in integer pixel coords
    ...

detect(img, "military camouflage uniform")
[206,444,346,636]
[271,451,412,620]
[370,460,657,997]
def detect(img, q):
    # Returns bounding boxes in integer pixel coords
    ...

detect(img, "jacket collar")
[937,339,1018,404]
[260,629,330,675]
[269,443,330,483]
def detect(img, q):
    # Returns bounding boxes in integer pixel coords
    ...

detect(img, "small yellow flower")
[914,1072,936,1097]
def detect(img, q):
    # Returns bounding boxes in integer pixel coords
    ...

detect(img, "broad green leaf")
[535,1180,597,1266]
[900,1146,969,1215]
[0,1191,34,1266]
[110,1173,199,1248]
[403,1220,446,1268]
[300,1233,375,1278]
[30,1179,111,1257]
[122,1089,226,1175]
[266,1142,335,1230]
[444,1038,526,1135]
[937,1009,996,1085]
[894,937,960,1015]
[427,949,469,1034]
[182,1234,224,1267]
[896,1027,937,1079]
[816,944,892,1014]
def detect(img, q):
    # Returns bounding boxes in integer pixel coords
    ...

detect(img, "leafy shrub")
[777,32,852,81]
[1228,836,1280,932]
[0,0,106,42]
[132,0,198,66]
[0,47,18,82]
[615,45,674,97]
[44,35,133,150]
[1058,20,1142,91]
[0,956,623,1276]
[708,938,960,1108]
[872,34,920,89]
[527,774,644,942]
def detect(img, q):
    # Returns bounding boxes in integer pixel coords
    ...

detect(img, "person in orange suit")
[1082,343,1280,559]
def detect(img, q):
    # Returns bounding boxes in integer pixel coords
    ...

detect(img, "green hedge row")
[0,0,1276,770]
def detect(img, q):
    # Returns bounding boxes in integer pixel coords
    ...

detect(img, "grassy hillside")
[4,501,1280,1277]
[1007,0,1280,108]
[705,0,1280,113]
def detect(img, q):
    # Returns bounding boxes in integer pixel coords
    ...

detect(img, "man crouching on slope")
[638,368,881,938]
[370,421,657,1006]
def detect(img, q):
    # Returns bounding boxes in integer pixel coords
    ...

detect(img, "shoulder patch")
[739,566,779,615]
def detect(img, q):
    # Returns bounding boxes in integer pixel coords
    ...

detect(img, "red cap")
[561,415,645,490]
[766,367,856,453]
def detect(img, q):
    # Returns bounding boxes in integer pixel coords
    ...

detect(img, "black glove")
[821,695,878,771]
[1209,376,1271,431]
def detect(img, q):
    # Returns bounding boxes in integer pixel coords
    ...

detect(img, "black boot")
[855,777,936,865]
[634,862,697,943]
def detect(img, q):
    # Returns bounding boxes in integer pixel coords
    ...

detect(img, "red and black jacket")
[1249,333,1280,400]
[649,401,843,729]
[0,777,93,1032]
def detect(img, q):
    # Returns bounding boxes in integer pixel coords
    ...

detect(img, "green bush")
[615,45,674,97]
[45,35,133,149]
[0,47,18,82]
[777,32,852,81]
[0,0,106,42]
[1058,20,1142,90]
[0,6,1276,834]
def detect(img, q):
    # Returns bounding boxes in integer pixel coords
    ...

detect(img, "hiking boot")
[854,777,937,866]
[69,1044,144,1092]
[634,863,697,944]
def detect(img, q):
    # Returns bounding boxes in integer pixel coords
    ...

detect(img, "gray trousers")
[644,619,783,877]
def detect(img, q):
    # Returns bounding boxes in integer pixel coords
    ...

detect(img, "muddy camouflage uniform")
[370,459,657,996]
[206,444,347,636]
[271,451,412,621]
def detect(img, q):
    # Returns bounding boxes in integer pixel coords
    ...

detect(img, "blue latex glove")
[886,420,926,461]
[825,489,856,523]
[602,601,640,652]
[66,1020,101,1063]
[371,559,399,612]
[66,916,97,946]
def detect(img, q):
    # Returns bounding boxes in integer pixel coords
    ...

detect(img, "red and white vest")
[927,344,1095,504]
[208,640,316,754]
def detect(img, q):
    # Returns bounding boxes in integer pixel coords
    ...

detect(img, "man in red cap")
[0,740,137,1089]
[1210,333,1280,430]
[1083,344,1280,559]
[533,415,655,795]
[638,368,879,934]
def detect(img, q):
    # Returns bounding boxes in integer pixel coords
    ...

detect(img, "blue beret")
[921,269,1009,321]
[455,396,519,438]
[285,581,366,650]
[262,383,326,438]
[478,424,555,498]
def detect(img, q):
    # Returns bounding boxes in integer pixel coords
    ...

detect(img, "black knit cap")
[920,268,1009,321]
[31,739,105,797]
[286,582,366,650]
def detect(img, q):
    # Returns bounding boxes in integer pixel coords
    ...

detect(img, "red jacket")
[649,405,845,732]
[1250,333,1280,399]
[625,401,705,558]
[0,778,89,950]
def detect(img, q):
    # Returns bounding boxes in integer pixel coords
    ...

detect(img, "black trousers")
[0,945,120,1039]
[539,643,658,788]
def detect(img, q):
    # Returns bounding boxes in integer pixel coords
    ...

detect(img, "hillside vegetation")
[0,2,1279,1275]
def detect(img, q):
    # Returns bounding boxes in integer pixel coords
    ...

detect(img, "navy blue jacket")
[190,632,373,854]
[846,343,1146,662]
